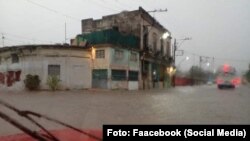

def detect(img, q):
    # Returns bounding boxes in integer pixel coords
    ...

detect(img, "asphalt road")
[0,85,250,136]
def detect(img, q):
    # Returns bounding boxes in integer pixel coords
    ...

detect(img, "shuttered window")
[92,69,108,80]
[48,65,60,77]
[11,54,19,63]
[129,71,138,81]
[111,70,126,81]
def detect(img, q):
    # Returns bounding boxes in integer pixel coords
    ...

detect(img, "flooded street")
[0,85,250,136]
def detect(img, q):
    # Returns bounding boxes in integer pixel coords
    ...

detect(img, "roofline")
[138,7,169,33]
[81,7,170,33]
[93,44,140,52]
[0,44,91,53]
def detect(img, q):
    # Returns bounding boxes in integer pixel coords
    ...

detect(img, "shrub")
[24,74,40,90]
[47,75,60,91]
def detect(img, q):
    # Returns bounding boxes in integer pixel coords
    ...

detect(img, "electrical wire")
[90,0,120,12]
[26,0,81,22]
[1,32,57,45]
[183,50,250,63]
[114,0,134,10]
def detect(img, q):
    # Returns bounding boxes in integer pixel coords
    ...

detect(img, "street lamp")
[173,37,191,65]
[162,32,170,39]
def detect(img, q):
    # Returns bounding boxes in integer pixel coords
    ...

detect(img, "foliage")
[245,70,250,83]
[189,66,205,79]
[188,66,215,83]
[24,74,40,90]
[47,75,60,91]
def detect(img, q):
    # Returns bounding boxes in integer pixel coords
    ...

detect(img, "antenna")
[147,8,168,13]
[64,22,67,44]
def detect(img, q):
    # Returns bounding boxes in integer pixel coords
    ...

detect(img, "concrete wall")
[0,47,91,91]
[81,10,171,58]
[81,9,172,90]
[91,46,140,90]
[91,47,111,69]
[128,81,139,90]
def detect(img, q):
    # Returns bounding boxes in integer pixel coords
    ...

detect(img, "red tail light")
[231,77,241,85]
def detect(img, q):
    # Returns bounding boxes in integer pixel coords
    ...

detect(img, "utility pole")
[173,38,177,66]
[199,56,202,84]
[1,33,5,47]
[64,22,67,44]
[171,38,177,87]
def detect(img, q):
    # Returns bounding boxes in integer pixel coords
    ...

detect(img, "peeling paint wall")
[0,46,91,91]
[81,8,172,90]
[91,46,139,90]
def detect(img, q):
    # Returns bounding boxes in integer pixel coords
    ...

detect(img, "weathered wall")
[81,10,171,58]
[91,46,140,90]
[0,47,91,91]
[91,47,111,69]
[128,81,139,90]
[110,48,139,70]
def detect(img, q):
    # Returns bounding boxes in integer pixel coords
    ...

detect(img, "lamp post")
[173,37,192,66]
[172,37,191,87]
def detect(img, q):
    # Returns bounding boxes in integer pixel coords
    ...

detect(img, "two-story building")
[72,29,140,90]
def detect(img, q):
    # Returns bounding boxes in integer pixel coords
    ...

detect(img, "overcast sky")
[0,0,249,73]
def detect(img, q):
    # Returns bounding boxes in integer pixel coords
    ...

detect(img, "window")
[166,41,171,57]
[92,69,108,80]
[160,38,164,56]
[130,52,137,62]
[114,50,124,60]
[111,70,126,81]
[96,50,105,58]
[143,26,149,49]
[152,33,157,52]
[48,65,60,78]
[11,54,19,63]
[129,71,138,81]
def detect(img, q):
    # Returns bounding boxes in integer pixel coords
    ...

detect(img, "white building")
[0,45,92,91]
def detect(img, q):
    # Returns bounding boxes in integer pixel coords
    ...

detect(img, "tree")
[245,69,250,83]
[188,66,208,84]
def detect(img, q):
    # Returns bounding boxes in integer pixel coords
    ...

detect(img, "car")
[207,81,213,85]
[216,64,240,89]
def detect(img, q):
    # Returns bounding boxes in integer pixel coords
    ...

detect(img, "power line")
[183,50,250,63]
[0,32,59,47]
[90,0,120,12]
[114,0,134,10]
[1,32,55,44]
[101,0,127,10]
[26,0,81,22]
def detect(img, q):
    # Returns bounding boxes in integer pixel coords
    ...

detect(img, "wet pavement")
[0,85,250,136]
